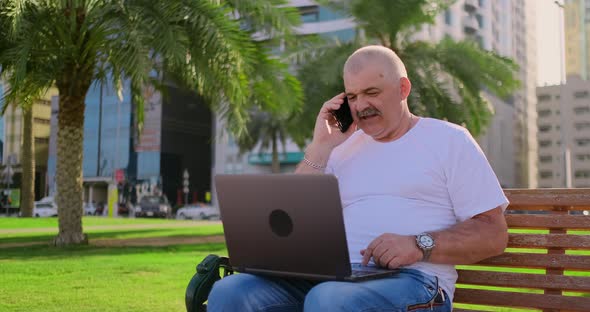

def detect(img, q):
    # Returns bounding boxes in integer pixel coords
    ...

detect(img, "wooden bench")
[453,189,590,312]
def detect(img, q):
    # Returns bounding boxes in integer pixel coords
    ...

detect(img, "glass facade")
[48,79,213,205]
[321,29,356,42]
[299,5,345,23]
[47,80,136,198]
[318,6,346,22]
[82,80,132,178]
[136,151,161,180]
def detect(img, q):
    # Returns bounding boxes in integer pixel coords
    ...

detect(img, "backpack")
[185,254,233,312]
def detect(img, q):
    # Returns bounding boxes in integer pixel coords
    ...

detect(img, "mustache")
[357,108,381,118]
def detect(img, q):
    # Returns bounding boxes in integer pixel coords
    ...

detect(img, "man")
[208,45,508,311]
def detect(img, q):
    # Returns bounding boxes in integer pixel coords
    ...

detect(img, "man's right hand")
[295,93,357,174]
[310,93,357,150]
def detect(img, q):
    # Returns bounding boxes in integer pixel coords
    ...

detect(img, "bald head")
[343,45,407,82]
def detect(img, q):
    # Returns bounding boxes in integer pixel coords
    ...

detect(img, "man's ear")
[399,77,412,100]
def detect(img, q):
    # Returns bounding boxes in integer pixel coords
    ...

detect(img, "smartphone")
[331,96,354,133]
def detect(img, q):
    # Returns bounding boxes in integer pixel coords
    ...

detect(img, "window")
[540,171,553,179]
[537,94,551,102]
[34,137,49,144]
[539,140,552,147]
[575,122,590,130]
[574,91,589,99]
[575,170,590,178]
[35,99,51,106]
[574,107,590,114]
[539,155,553,163]
[34,118,50,125]
[476,35,484,48]
[445,10,452,25]
[538,125,552,132]
[538,109,551,117]
[576,139,590,146]
[576,154,590,161]
[299,6,319,23]
[475,14,483,28]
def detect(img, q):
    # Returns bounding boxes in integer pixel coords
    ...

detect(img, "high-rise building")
[413,0,538,188]
[565,0,590,80]
[537,76,590,188]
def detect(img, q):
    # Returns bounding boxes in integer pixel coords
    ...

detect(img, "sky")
[536,0,564,86]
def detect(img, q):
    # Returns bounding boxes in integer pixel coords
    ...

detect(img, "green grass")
[0,218,227,311]
[0,216,187,229]
[0,243,228,312]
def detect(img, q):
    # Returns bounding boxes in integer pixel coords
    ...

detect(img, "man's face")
[343,64,406,141]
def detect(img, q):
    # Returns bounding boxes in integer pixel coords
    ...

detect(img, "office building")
[47,82,213,207]
[537,75,590,187]
[565,0,590,80]
[1,85,57,199]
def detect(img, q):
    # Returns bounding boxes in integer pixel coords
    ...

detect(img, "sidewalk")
[0,234,225,248]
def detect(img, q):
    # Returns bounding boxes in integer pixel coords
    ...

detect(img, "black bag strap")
[185,254,233,312]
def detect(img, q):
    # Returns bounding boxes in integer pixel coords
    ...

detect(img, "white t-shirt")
[325,117,508,301]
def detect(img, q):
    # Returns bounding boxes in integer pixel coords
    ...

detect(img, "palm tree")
[292,0,520,140]
[236,110,291,173]
[20,105,35,217]
[0,0,302,245]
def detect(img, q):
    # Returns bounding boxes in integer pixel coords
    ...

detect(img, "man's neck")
[375,113,418,143]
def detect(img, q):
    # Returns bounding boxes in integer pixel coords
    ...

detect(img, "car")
[33,198,58,217]
[134,195,172,218]
[116,202,133,216]
[84,202,96,215]
[176,203,220,220]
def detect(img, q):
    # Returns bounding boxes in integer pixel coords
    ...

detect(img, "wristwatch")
[416,233,435,262]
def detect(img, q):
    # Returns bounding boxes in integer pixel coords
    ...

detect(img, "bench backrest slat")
[504,189,590,206]
[506,214,590,230]
[509,233,590,249]
[456,270,590,291]
[454,289,590,311]
[477,253,589,270]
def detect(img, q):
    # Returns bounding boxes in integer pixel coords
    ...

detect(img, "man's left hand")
[360,233,423,269]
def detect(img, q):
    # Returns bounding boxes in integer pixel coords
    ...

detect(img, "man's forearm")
[429,207,508,264]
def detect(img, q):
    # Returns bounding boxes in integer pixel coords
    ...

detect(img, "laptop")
[214,174,398,281]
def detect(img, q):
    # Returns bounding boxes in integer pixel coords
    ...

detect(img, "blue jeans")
[207,269,451,312]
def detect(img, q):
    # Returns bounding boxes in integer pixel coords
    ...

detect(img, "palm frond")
[224,0,301,39]
[434,38,520,98]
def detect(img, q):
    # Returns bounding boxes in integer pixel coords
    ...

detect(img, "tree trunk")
[20,107,35,217]
[53,92,88,246]
[271,133,280,173]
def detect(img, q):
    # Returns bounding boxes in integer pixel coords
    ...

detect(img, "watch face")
[419,235,434,247]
